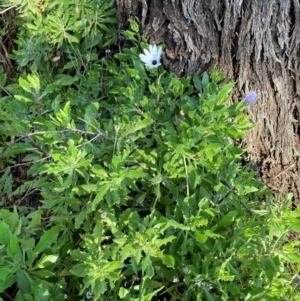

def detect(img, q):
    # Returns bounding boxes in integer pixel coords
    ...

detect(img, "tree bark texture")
[117,0,300,202]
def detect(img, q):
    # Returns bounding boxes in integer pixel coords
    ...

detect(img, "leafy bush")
[0,3,300,301]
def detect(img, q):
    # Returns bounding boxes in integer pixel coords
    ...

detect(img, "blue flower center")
[152,60,157,65]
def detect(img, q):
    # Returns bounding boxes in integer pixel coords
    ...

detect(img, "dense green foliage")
[1,1,300,300]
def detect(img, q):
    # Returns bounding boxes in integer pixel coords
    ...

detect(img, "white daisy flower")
[139,44,162,68]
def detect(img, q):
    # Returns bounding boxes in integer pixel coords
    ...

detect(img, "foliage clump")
[0,3,300,301]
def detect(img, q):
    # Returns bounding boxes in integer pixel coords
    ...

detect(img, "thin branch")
[113,125,121,156]
[77,117,112,140]
[27,135,49,158]
[0,4,18,14]
[0,156,51,174]
[17,188,41,205]
[0,37,14,70]
[76,132,104,148]
[267,157,299,183]
[183,156,189,197]
[216,177,253,216]
[0,128,107,161]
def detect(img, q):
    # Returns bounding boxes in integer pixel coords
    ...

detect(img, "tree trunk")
[117,0,300,203]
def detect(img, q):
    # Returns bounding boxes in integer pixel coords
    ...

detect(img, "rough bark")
[117,0,300,202]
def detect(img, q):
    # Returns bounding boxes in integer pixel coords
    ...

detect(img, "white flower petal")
[139,55,152,65]
[139,54,148,61]
[139,44,162,68]
[143,48,151,58]
[156,47,162,60]
[150,44,157,56]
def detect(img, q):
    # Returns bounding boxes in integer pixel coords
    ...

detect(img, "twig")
[0,131,64,161]
[113,125,121,156]
[0,4,18,14]
[77,117,112,140]
[266,157,299,183]
[76,132,104,148]
[0,128,108,161]
[0,156,51,174]
[216,177,253,216]
[183,156,189,197]
[17,188,41,205]
[27,135,48,158]
[2,291,13,301]
[0,37,14,71]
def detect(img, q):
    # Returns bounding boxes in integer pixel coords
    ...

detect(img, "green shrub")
[0,6,300,301]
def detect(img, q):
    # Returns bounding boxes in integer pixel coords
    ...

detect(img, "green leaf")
[224,128,244,138]
[119,287,129,298]
[55,74,79,86]
[120,168,146,179]
[126,118,152,135]
[243,186,258,194]
[80,184,98,192]
[0,220,12,246]
[70,263,87,277]
[40,84,59,100]
[14,95,32,102]
[3,143,37,158]
[201,72,210,87]
[155,236,176,247]
[35,255,59,268]
[89,184,111,211]
[139,276,150,298]
[195,231,207,243]
[285,253,300,263]
[62,101,71,120]
[8,235,21,259]
[120,244,141,262]
[129,18,140,33]
[19,77,33,94]
[172,81,184,96]
[214,210,238,230]
[20,238,35,250]
[0,274,16,293]
[75,207,87,228]
[93,221,103,245]
[84,102,99,125]
[142,255,154,278]
[139,276,164,301]
[162,254,175,268]
[65,32,79,44]
[35,286,50,301]
[133,58,146,76]
[27,72,40,92]
[16,270,32,294]
[114,53,131,60]
[156,218,189,231]
[127,68,140,77]
[27,210,41,230]
[32,225,62,259]
[14,290,29,301]
[193,73,202,93]
[102,261,124,273]
[31,270,55,279]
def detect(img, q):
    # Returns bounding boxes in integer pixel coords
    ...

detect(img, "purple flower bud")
[244,91,258,106]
